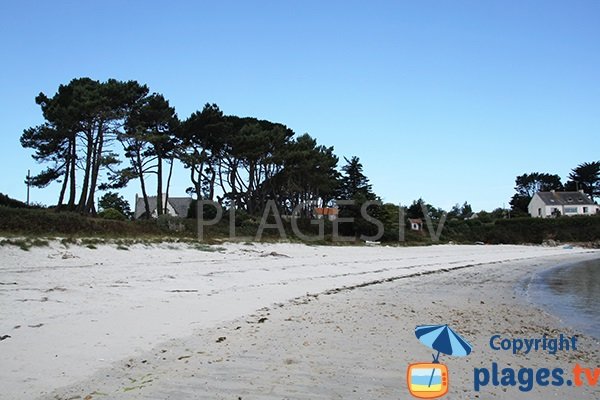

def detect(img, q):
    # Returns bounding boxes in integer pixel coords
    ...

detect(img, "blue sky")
[1,0,598,211]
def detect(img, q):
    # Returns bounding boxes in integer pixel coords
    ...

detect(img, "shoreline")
[521,257,600,340]
[44,251,600,399]
[1,242,598,399]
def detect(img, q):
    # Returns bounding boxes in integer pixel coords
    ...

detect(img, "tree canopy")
[22,78,148,214]
[21,77,597,234]
[566,161,600,200]
[21,78,350,220]
[98,191,132,218]
[509,172,563,213]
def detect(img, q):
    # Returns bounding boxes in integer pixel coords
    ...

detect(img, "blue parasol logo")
[407,324,473,399]
[415,324,473,361]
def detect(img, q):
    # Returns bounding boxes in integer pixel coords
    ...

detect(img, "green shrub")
[0,193,30,208]
[437,215,600,244]
[98,208,127,221]
[187,199,219,219]
[0,206,164,237]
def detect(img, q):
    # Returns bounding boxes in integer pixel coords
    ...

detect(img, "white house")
[528,190,598,218]
[408,218,423,231]
[134,194,192,219]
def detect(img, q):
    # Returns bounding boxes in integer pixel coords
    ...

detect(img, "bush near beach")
[441,215,600,245]
[1,204,598,245]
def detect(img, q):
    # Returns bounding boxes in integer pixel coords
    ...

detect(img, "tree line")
[21,78,599,233]
[21,77,369,221]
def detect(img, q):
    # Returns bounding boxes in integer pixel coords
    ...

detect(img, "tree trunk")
[85,122,104,215]
[190,152,205,200]
[208,164,216,201]
[156,154,163,216]
[247,162,255,214]
[57,159,69,208]
[164,157,174,214]
[136,149,151,219]
[190,166,201,200]
[228,161,239,209]
[67,137,77,210]
[77,130,93,212]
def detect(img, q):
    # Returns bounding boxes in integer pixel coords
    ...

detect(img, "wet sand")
[526,258,600,339]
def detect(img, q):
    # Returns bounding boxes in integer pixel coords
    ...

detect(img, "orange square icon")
[406,362,449,399]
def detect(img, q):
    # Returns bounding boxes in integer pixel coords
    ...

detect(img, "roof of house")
[535,191,595,206]
[169,197,194,217]
[314,207,338,216]
[134,196,192,219]
[408,218,423,224]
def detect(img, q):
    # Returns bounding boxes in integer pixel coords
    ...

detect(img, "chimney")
[578,189,584,194]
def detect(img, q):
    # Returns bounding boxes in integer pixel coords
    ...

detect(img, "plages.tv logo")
[407,324,472,399]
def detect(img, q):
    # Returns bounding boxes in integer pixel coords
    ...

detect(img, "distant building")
[314,207,338,221]
[134,194,192,219]
[528,190,598,218]
[408,218,423,231]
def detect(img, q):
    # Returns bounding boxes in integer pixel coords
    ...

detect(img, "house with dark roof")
[134,194,192,219]
[528,190,598,218]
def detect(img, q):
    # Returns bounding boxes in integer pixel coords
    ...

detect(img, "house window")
[583,207,589,214]
[564,207,578,214]
[538,208,542,216]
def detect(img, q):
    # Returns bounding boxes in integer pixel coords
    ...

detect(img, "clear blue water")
[410,369,442,385]
[527,258,600,339]
[411,375,442,386]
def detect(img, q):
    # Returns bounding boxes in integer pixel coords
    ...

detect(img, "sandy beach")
[1,241,599,399]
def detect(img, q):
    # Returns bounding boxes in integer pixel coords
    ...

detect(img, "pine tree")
[566,161,600,200]
[338,156,375,201]
[337,156,379,238]
[21,78,148,214]
[120,93,179,217]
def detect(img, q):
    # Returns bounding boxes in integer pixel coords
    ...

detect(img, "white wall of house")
[559,204,597,216]
[580,204,597,215]
[528,194,550,218]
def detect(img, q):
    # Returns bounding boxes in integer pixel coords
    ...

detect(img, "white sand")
[0,241,598,399]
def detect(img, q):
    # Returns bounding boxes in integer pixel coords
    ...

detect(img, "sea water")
[527,258,600,339]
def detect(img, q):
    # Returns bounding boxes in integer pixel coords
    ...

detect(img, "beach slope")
[0,242,598,399]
